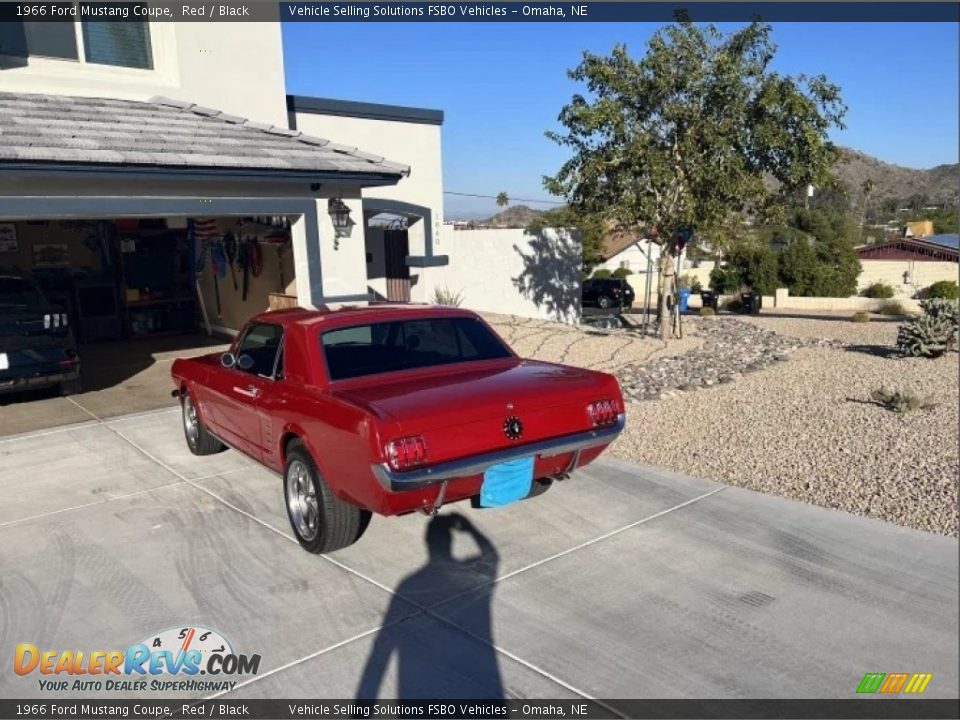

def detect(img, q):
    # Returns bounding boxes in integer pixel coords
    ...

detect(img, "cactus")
[897,299,959,357]
[919,298,960,327]
[870,386,937,414]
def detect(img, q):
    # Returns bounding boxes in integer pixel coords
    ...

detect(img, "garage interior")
[0,215,298,436]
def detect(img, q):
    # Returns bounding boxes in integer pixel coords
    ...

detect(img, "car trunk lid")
[332,359,622,464]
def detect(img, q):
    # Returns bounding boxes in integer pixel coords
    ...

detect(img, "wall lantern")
[328,197,352,234]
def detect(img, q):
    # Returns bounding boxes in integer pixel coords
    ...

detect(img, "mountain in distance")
[451,148,958,227]
[833,147,958,204]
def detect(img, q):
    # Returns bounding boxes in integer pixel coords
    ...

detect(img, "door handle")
[233,385,259,398]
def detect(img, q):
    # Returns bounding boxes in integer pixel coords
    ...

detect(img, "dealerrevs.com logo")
[14,626,261,693]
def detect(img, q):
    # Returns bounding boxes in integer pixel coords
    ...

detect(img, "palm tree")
[861,179,875,239]
[496,192,509,209]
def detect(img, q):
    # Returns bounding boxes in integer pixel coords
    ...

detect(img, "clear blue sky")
[282,21,959,217]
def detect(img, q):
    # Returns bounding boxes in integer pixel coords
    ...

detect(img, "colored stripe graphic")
[858,672,932,694]
[857,673,885,694]
[879,673,909,693]
[904,673,933,694]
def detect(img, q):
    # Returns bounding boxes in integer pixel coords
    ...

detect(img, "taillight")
[587,399,618,428]
[43,314,68,330]
[385,435,429,471]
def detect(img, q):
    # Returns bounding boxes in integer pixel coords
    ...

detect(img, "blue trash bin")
[678,288,692,312]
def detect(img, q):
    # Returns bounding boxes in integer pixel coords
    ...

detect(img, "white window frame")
[0,14,177,86]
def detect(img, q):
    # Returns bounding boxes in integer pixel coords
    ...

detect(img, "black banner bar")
[0,2,958,23]
[1,699,959,720]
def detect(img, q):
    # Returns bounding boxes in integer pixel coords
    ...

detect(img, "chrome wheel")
[286,460,319,542]
[183,395,199,447]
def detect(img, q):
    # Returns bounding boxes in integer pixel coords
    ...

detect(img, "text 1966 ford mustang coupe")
[171,305,625,553]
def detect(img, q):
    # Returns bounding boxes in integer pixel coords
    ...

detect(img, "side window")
[235,323,283,378]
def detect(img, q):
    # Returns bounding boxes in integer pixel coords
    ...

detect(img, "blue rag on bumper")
[480,456,534,507]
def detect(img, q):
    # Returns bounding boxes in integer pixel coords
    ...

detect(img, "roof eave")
[0,161,405,188]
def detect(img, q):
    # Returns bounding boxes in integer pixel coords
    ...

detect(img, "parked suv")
[582,277,635,310]
[0,275,80,395]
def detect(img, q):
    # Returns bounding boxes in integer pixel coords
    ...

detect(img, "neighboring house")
[903,219,935,238]
[0,19,447,337]
[855,234,959,296]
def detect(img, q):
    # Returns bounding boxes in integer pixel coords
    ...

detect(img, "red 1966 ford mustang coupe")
[171,305,625,553]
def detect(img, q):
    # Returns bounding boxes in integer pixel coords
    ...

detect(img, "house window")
[619,260,630,269]
[0,17,153,70]
[82,20,153,69]
[0,22,78,60]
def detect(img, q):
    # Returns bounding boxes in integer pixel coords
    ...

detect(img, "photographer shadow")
[355,512,504,699]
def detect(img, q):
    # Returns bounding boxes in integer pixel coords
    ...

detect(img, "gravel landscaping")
[485,311,959,537]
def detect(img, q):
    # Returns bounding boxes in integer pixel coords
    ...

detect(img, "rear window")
[321,316,512,380]
[0,278,44,308]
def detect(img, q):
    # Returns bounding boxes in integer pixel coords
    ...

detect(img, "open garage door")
[0,216,295,437]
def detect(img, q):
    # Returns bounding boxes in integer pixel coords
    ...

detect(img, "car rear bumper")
[0,366,80,394]
[371,413,625,491]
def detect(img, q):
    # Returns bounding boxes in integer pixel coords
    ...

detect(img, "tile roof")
[0,91,410,179]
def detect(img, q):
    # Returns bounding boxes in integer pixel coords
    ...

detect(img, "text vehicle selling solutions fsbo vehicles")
[171,305,625,553]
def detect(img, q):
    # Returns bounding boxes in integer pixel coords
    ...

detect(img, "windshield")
[321,316,513,380]
[0,277,44,308]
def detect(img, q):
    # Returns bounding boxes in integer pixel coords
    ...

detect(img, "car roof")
[249,303,479,330]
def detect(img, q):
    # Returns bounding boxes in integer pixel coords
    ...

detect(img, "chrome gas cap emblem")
[503,416,523,440]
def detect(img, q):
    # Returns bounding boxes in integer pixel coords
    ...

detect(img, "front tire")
[284,440,366,554]
[181,390,225,456]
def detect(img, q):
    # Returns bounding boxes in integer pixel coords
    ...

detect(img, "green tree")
[527,205,607,273]
[778,208,862,296]
[496,192,509,209]
[544,19,846,339]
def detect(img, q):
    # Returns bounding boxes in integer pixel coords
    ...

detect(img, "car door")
[582,280,597,306]
[208,322,283,460]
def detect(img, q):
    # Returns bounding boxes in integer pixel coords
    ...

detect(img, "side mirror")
[220,352,236,369]
[237,354,255,371]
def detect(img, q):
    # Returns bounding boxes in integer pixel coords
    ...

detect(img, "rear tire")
[284,440,366,554]
[526,477,553,499]
[181,390,225,456]
[60,378,82,396]
[598,295,613,309]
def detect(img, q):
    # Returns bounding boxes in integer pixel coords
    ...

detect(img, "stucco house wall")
[0,22,288,126]
[430,228,582,323]
[290,102,446,302]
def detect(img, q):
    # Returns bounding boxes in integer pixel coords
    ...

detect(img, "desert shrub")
[870,386,937,413]
[863,281,895,299]
[431,286,464,307]
[592,268,612,279]
[611,267,633,279]
[851,311,870,323]
[879,300,907,316]
[920,298,960,325]
[679,273,702,293]
[723,297,743,312]
[896,314,957,358]
[712,245,779,295]
[709,265,743,294]
[699,306,716,317]
[927,280,959,300]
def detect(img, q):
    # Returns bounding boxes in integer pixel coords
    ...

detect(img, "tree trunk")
[657,250,676,341]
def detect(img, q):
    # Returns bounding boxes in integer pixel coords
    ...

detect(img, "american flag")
[192,218,220,240]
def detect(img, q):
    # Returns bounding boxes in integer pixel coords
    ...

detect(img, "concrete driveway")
[0,407,957,701]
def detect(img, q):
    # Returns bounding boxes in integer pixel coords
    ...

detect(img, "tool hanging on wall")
[210,241,227,318]
[223,231,239,291]
[247,237,263,278]
[262,230,290,293]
